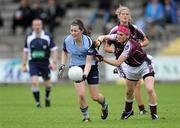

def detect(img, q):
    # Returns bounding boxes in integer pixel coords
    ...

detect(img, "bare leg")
[89,84,108,120]
[144,76,158,120]
[134,80,147,114]
[75,81,90,121]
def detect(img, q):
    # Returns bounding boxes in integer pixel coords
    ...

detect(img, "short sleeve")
[62,41,67,52]
[49,35,58,51]
[23,35,29,52]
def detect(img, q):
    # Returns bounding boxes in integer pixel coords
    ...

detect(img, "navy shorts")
[29,61,50,80]
[76,65,99,85]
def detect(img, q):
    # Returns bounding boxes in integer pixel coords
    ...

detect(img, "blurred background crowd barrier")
[0,0,179,83]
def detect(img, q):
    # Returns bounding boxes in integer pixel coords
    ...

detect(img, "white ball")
[68,66,83,81]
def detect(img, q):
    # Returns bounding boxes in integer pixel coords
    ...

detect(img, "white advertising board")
[0,58,58,83]
[105,56,180,81]
[154,56,180,81]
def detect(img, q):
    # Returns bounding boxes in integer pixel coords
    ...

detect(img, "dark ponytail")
[71,19,91,36]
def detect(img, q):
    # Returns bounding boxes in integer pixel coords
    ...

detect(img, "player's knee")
[126,91,134,99]
[32,81,38,87]
[147,89,154,96]
[45,85,51,90]
[91,95,99,101]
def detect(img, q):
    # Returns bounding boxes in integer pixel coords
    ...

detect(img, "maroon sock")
[138,104,145,111]
[125,101,133,112]
[149,105,157,115]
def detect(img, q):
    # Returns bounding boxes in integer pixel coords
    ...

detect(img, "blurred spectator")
[135,1,149,31]
[143,0,166,40]
[12,0,32,34]
[162,0,178,24]
[64,1,91,9]
[0,11,3,27]
[144,0,165,28]
[44,0,66,35]
[88,0,111,31]
[103,0,122,34]
[31,1,46,22]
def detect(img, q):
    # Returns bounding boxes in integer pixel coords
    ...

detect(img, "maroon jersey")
[107,40,124,59]
[121,39,147,67]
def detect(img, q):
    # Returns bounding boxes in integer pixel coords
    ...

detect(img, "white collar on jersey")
[32,30,45,38]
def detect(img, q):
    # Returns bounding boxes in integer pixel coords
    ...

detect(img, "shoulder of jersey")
[44,31,52,37]
[64,35,73,42]
[26,32,33,37]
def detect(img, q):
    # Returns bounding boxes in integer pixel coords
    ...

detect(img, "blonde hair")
[115,5,132,22]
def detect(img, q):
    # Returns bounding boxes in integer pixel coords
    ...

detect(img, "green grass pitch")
[0,82,180,128]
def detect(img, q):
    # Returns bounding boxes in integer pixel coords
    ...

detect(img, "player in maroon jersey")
[96,25,158,120]
[104,5,149,115]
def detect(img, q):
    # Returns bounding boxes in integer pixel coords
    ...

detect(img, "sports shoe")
[45,99,51,107]
[36,103,42,108]
[82,118,91,122]
[121,110,134,119]
[140,109,148,115]
[151,114,158,120]
[101,103,108,120]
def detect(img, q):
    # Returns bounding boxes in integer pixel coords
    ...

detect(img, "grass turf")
[0,82,180,128]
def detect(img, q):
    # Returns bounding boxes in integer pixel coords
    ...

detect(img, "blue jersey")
[63,34,97,66]
[24,31,57,63]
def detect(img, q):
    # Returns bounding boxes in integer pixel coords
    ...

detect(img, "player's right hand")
[94,36,104,48]
[97,35,104,42]
[95,39,102,48]
[58,64,65,79]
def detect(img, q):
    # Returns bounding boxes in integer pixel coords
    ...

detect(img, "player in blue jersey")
[96,25,158,120]
[21,19,58,108]
[103,5,148,115]
[58,19,108,122]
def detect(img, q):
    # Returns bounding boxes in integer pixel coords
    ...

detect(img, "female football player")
[96,25,158,120]
[103,5,149,115]
[58,19,108,122]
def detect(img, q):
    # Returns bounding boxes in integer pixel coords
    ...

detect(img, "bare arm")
[103,54,127,67]
[140,36,149,47]
[61,50,68,65]
[95,34,117,47]
[51,49,58,64]
[21,51,28,72]
[22,51,28,65]
[49,49,58,70]
[58,50,68,78]
[84,55,93,75]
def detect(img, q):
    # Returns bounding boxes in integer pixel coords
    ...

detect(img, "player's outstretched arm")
[95,53,127,67]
